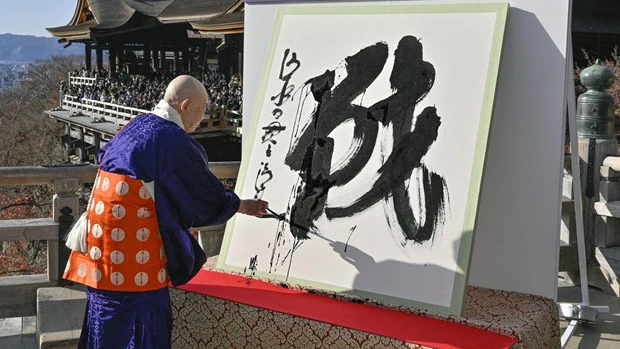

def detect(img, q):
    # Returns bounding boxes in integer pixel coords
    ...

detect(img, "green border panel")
[219,2,510,317]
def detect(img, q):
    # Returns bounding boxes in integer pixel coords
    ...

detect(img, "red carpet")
[178,270,517,349]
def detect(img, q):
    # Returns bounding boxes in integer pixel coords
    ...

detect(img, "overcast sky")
[0,0,78,37]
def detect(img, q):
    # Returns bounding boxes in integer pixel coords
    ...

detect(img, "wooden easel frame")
[560,1,610,344]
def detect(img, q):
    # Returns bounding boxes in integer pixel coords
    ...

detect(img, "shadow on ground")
[559,282,620,349]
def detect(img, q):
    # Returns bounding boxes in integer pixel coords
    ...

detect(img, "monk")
[64,75,268,348]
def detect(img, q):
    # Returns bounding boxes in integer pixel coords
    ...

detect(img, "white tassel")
[65,212,88,253]
[65,172,98,253]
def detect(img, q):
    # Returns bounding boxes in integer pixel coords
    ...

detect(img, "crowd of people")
[64,69,243,115]
[204,72,242,114]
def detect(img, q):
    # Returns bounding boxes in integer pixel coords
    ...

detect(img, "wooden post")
[96,48,103,72]
[151,50,158,70]
[198,43,207,74]
[65,123,72,161]
[85,43,92,72]
[189,47,197,74]
[109,48,117,79]
[183,46,189,73]
[238,51,243,76]
[579,139,617,262]
[160,50,166,71]
[117,46,123,74]
[144,46,151,73]
[52,178,80,286]
[78,128,86,163]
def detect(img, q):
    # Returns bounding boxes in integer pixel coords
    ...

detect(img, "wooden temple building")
[44,0,245,163]
[44,0,620,75]
[46,0,245,77]
[42,0,620,165]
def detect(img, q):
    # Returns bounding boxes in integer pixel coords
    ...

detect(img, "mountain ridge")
[0,33,83,62]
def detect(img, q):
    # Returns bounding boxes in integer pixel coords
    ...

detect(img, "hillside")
[0,33,83,62]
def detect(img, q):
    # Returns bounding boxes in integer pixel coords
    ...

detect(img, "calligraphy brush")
[264,207,334,243]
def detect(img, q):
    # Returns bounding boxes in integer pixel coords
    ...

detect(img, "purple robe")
[79,113,240,348]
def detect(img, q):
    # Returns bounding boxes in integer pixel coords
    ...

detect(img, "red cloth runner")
[177,270,517,349]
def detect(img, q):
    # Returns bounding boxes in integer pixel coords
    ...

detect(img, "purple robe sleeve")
[154,133,240,228]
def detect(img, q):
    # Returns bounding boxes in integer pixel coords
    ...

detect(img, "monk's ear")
[180,99,191,112]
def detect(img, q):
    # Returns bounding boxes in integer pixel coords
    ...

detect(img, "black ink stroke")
[284,42,388,239]
[286,36,449,244]
[253,162,273,199]
[261,121,287,145]
[344,226,357,252]
[271,48,301,107]
[248,255,258,276]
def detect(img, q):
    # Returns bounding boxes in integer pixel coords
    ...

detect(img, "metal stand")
[559,31,610,348]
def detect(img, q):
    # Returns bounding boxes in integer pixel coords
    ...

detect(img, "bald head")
[163,75,208,132]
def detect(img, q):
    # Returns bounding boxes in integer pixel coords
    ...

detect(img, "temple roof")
[159,0,237,22]
[48,0,620,42]
[91,0,174,24]
[46,0,239,41]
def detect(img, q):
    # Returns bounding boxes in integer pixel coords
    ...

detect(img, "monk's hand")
[238,199,269,217]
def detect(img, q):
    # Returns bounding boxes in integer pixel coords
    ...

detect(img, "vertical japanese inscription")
[254,49,300,199]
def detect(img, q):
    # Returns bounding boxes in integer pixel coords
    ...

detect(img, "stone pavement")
[0,316,37,349]
[559,283,620,349]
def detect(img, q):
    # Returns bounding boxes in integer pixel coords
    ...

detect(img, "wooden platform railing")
[61,95,243,131]
[0,165,97,318]
[62,95,148,126]
[69,76,97,87]
[0,161,240,319]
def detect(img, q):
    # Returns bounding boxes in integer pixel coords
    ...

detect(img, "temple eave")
[191,23,243,33]
[46,31,92,41]
[159,14,219,23]
[194,28,244,36]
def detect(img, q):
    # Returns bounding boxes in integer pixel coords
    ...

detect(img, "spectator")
[63,70,244,115]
